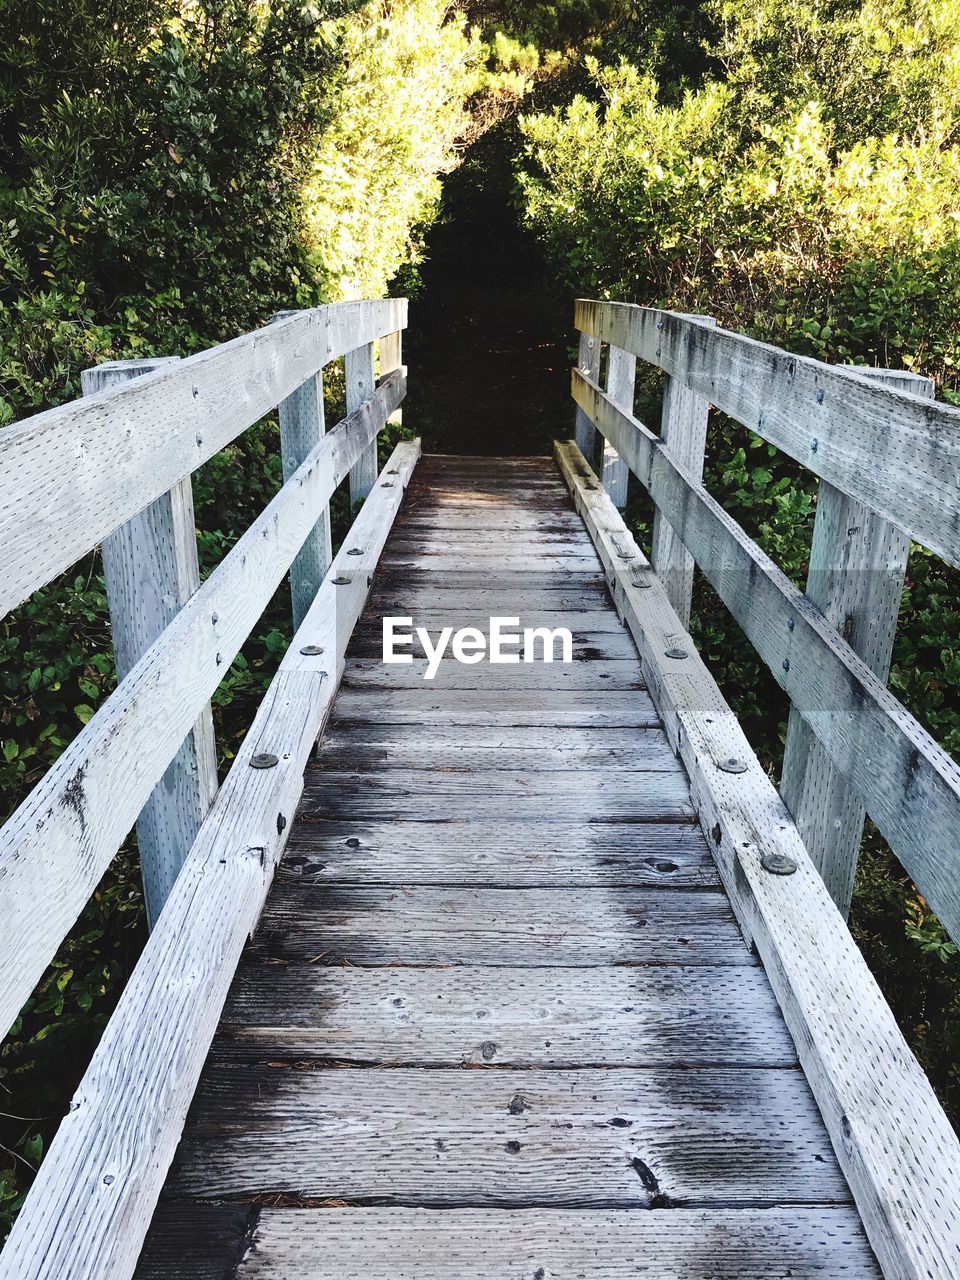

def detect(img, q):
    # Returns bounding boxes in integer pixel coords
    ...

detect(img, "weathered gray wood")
[381,549,602,572]
[0,441,421,1280]
[135,1205,880,1280]
[379,328,404,434]
[780,369,936,915]
[169,1065,847,1204]
[650,314,716,624]
[330,687,661,727]
[357,606,627,633]
[312,732,679,772]
[0,374,405,1041]
[574,328,601,456]
[557,439,960,1280]
[571,367,960,944]
[252,884,749,966]
[273,311,334,630]
[370,577,610,605]
[0,298,407,618]
[341,658,644,691]
[601,345,635,508]
[82,359,218,928]
[575,299,960,565]
[282,817,716,886]
[300,767,693,821]
[346,340,378,503]
[215,964,793,1065]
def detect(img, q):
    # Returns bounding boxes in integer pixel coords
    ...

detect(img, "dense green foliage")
[515,0,960,1116]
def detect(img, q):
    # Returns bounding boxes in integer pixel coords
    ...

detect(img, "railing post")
[272,311,334,629]
[346,340,378,504]
[650,314,716,624]
[574,329,600,459]
[780,366,936,915]
[380,328,403,423]
[81,359,218,929]
[601,346,635,509]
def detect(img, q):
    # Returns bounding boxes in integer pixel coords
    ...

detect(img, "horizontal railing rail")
[572,300,960,946]
[0,299,408,1041]
[575,300,960,567]
[0,298,406,619]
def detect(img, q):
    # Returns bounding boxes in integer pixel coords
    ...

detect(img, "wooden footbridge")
[1,299,959,1278]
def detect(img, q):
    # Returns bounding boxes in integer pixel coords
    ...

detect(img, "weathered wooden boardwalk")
[3,300,960,1280]
[135,457,876,1277]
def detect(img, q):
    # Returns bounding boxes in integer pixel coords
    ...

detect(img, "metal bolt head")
[717,756,748,774]
[347,547,363,556]
[381,482,394,488]
[300,644,324,656]
[631,571,653,589]
[250,752,279,769]
[332,576,351,585]
[761,851,798,876]
[665,646,688,660]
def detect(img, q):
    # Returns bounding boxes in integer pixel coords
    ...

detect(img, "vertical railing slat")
[346,339,378,504]
[82,359,218,928]
[601,345,635,509]
[780,367,936,914]
[650,314,716,624]
[574,329,600,459]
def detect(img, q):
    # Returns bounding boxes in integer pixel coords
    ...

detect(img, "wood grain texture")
[576,299,960,565]
[347,623,639,659]
[0,442,421,1280]
[250,884,752,966]
[273,319,334,630]
[214,964,794,1065]
[650,314,716,624]
[575,330,601,456]
[136,1205,880,1280]
[571,365,960,945]
[0,298,406,618]
[281,817,716,887]
[169,1065,849,1206]
[601,345,635,507]
[329,687,661,727]
[557,439,960,1280]
[346,340,378,503]
[780,370,935,915]
[83,359,218,929]
[340,658,644,691]
[0,372,406,1041]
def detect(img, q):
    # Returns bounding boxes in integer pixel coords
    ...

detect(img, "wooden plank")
[0,374,406,1041]
[311,734,680,773]
[0,441,421,1280]
[575,327,601,456]
[355,608,627,635]
[381,550,601,572]
[780,370,936,915]
[300,768,693,822]
[346,340,378,503]
[168,1065,847,1205]
[601,345,635,507]
[329,687,661,727]
[396,512,585,532]
[340,658,644,691]
[650,314,716,624]
[215,964,793,1065]
[556,439,960,1280]
[282,817,716,886]
[571,367,960,944]
[369,576,610,602]
[379,329,404,433]
[135,1205,880,1280]
[575,299,960,565]
[0,298,407,618]
[251,884,751,966]
[82,359,218,929]
[273,311,334,630]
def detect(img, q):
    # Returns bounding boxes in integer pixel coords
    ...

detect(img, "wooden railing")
[0,299,415,1279]
[573,300,960,936]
